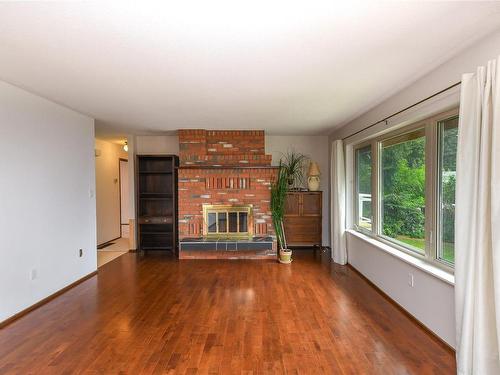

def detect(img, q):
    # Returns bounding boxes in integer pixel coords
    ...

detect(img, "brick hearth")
[178,130,277,259]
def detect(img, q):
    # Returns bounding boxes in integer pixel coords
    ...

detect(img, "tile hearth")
[179,237,275,259]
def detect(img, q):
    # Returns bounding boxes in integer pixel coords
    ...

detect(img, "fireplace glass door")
[203,205,253,238]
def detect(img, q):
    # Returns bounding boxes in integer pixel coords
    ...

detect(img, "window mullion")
[372,140,380,236]
[424,122,436,261]
[354,149,360,230]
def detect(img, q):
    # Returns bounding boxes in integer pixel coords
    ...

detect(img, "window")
[355,145,372,231]
[381,129,426,254]
[351,110,458,269]
[438,116,458,265]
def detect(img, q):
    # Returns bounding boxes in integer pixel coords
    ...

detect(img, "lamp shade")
[308,161,320,176]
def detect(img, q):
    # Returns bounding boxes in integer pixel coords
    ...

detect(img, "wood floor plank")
[0,250,455,374]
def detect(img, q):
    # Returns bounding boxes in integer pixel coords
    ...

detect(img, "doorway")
[95,138,130,267]
[97,157,129,267]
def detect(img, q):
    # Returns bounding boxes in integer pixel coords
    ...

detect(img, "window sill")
[346,229,455,286]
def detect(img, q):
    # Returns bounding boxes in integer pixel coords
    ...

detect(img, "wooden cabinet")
[283,191,322,247]
[136,155,179,254]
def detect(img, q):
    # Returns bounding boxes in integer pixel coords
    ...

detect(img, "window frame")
[435,114,459,268]
[353,141,374,235]
[378,124,430,258]
[351,108,458,271]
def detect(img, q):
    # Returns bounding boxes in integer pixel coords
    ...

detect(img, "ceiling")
[1,2,500,137]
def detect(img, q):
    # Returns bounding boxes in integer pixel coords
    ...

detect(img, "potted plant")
[271,161,292,263]
[282,150,307,190]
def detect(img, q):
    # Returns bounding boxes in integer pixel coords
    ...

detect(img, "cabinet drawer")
[138,217,172,224]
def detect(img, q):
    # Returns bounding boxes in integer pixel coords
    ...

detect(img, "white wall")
[328,27,500,349]
[266,135,330,246]
[0,81,96,322]
[136,135,179,155]
[95,139,127,245]
[347,233,455,347]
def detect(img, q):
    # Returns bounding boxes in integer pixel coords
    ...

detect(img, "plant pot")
[279,249,293,264]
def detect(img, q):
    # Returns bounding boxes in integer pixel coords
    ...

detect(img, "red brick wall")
[178,129,276,240]
[206,130,265,155]
[179,130,271,167]
[178,168,276,238]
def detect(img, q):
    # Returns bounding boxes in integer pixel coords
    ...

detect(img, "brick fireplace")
[178,130,277,259]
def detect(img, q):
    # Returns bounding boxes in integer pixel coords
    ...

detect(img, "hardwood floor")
[0,250,456,374]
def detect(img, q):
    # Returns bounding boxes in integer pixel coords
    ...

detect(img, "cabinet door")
[283,217,321,245]
[284,193,301,216]
[302,193,321,216]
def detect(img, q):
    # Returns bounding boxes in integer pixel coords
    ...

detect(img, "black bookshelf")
[136,155,179,254]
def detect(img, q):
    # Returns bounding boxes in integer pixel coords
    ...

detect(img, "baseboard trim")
[347,264,455,354]
[0,270,98,329]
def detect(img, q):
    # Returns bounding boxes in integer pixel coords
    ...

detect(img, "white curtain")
[331,139,347,264]
[455,57,500,374]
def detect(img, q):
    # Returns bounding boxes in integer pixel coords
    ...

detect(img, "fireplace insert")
[202,204,253,239]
